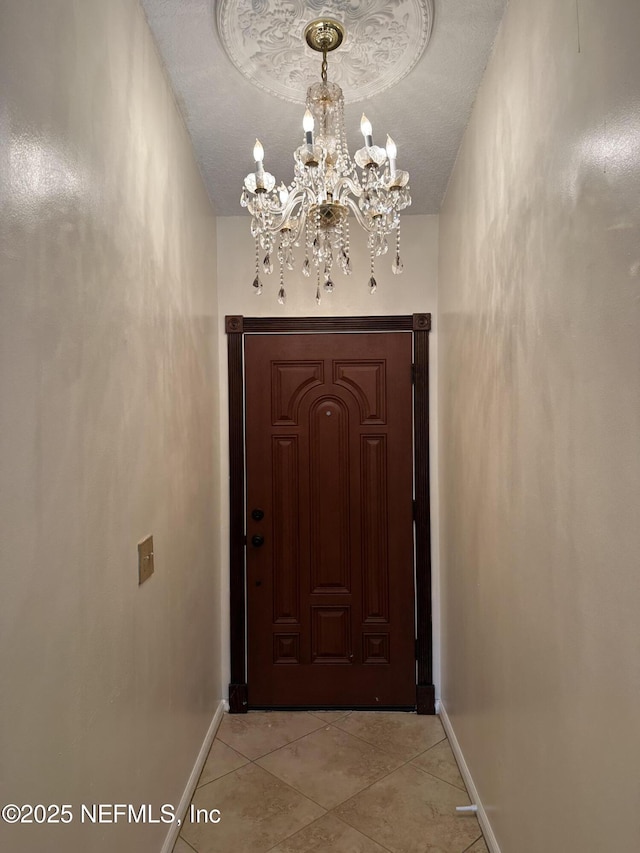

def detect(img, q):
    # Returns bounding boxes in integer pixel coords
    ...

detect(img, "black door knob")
[251,508,265,521]
[251,534,265,548]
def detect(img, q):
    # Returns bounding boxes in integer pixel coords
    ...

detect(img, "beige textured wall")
[438,0,640,851]
[0,1,221,851]
[216,215,441,699]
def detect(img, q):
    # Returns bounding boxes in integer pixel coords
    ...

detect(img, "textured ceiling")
[140,0,508,216]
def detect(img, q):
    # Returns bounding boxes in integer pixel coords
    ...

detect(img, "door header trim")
[225,314,431,334]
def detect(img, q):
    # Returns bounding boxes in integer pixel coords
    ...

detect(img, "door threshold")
[248,705,417,712]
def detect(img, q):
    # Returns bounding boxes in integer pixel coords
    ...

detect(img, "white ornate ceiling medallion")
[216,0,434,104]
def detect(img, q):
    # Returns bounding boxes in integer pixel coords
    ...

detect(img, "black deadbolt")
[251,508,265,521]
[251,534,265,548]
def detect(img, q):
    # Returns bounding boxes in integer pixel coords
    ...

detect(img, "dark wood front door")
[244,332,416,708]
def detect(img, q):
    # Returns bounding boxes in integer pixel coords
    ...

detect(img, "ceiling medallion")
[241,19,411,304]
[216,0,434,104]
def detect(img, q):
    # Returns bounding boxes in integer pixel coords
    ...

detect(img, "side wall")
[0,1,221,851]
[438,0,640,850]
[216,215,440,701]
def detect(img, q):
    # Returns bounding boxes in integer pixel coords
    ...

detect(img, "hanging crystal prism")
[285,247,295,270]
[372,232,388,257]
[253,236,263,295]
[342,220,352,275]
[369,245,377,293]
[277,256,286,305]
[392,225,404,274]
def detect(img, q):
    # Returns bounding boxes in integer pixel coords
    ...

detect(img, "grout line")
[255,762,330,813]
[254,723,328,759]
[461,835,485,853]
[214,734,255,761]
[193,758,250,793]
[328,719,448,764]
[328,807,396,853]
[263,814,330,853]
[216,716,325,761]
[410,761,469,793]
[413,734,448,755]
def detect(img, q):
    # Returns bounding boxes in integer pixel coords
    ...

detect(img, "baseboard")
[437,700,502,853]
[161,700,225,853]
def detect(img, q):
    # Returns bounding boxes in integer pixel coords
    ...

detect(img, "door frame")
[225,314,434,714]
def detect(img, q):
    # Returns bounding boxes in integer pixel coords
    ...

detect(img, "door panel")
[245,332,415,707]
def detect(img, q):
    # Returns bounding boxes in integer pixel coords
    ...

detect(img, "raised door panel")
[272,436,300,624]
[309,396,351,594]
[361,435,390,624]
[312,607,351,664]
[272,361,323,425]
[333,360,387,424]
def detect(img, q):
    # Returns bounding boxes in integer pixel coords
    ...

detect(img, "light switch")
[138,535,154,585]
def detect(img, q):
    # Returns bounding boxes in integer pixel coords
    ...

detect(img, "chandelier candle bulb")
[361,114,374,147]
[303,109,315,148]
[253,138,265,181]
[386,135,398,177]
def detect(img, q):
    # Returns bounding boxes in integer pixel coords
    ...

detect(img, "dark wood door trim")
[225,314,434,714]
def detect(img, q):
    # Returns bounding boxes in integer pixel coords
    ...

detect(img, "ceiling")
[140,0,508,216]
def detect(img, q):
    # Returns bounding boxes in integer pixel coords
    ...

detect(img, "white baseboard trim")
[161,700,225,853]
[437,700,502,853]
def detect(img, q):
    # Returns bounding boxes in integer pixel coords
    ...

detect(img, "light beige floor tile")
[464,839,489,853]
[333,711,446,761]
[172,838,196,853]
[334,763,482,853]
[216,711,324,760]
[412,739,466,790]
[257,725,403,809]
[197,739,249,787]
[181,763,324,853]
[307,710,352,723]
[269,813,390,853]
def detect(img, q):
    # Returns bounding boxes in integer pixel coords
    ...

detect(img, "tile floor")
[173,711,488,853]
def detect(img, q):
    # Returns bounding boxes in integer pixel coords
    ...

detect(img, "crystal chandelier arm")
[332,175,363,200]
[342,196,376,233]
[260,186,317,234]
[255,187,317,241]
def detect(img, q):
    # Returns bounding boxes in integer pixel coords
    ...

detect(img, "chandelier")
[241,19,411,304]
